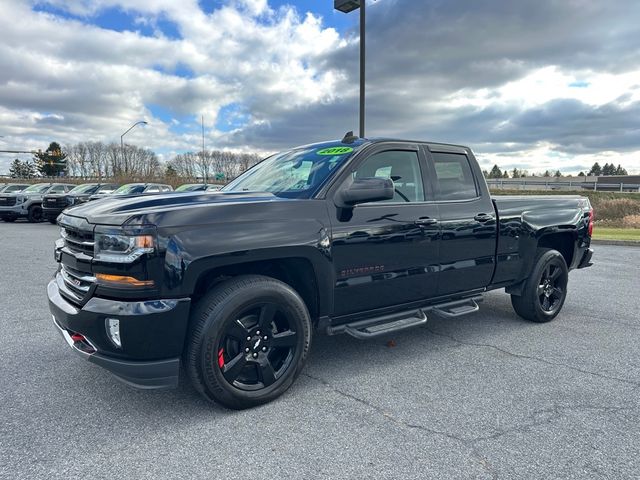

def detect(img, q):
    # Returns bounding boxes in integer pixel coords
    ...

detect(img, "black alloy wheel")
[186,275,311,409]
[536,260,566,314]
[511,248,568,323]
[217,302,298,391]
[28,205,43,223]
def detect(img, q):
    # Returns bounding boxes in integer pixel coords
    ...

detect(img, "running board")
[432,296,482,318]
[330,309,428,339]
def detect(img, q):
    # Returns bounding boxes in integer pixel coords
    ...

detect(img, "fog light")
[106,318,121,348]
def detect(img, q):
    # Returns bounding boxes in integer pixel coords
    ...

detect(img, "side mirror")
[335,177,394,208]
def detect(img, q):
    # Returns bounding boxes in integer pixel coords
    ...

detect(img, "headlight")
[66,197,75,205]
[94,232,155,263]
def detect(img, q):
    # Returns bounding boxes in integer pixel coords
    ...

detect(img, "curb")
[591,239,640,247]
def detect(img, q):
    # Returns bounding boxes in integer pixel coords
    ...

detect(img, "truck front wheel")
[27,205,43,223]
[511,248,568,323]
[186,275,312,409]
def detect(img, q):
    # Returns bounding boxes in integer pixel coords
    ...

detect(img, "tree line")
[7,141,262,183]
[483,162,629,179]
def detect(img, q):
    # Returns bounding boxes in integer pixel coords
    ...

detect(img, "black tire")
[27,205,43,223]
[511,248,569,323]
[186,275,312,409]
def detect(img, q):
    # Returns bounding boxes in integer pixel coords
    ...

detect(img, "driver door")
[330,144,440,316]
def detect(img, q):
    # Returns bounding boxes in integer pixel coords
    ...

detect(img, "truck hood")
[63,191,283,226]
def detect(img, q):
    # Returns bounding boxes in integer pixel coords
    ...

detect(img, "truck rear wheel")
[511,248,568,323]
[186,275,312,409]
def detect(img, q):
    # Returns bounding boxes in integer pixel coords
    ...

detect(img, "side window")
[353,150,425,203]
[49,185,66,193]
[432,152,478,201]
[145,186,160,192]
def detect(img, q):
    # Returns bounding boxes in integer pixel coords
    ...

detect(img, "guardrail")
[486,179,640,192]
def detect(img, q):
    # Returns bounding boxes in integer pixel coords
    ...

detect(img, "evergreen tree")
[488,165,503,179]
[554,170,562,177]
[602,163,616,176]
[34,142,67,177]
[588,162,602,176]
[577,171,585,177]
[543,170,551,177]
[615,164,628,175]
[511,168,521,178]
[8,159,37,178]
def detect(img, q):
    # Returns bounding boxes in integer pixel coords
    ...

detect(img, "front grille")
[44,196,67,208]
[0,196,16,206]
[61,226,95,257]
[59,265,96,305]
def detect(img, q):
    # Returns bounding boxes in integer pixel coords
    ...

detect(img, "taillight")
[588,208,594,237]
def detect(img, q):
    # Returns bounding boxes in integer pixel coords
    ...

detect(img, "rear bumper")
[47,279,191,389]
[577,247,594,269]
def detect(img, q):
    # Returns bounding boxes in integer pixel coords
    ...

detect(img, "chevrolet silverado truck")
[0,183,74,222]
[42,183,120,224]
[48,136,594,409]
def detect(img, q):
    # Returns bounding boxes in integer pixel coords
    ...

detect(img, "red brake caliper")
[217,348,225,368]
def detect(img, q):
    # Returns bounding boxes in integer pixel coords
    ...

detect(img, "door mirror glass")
[336,177,394,208]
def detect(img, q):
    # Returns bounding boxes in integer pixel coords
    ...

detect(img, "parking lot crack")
[302,372,498,479]
[424,327,640,388]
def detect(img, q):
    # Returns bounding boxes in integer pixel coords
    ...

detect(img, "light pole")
[120,121,148,173]
[335,0,366,138]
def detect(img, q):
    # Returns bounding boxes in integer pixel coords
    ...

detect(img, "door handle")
[474,213,494,222]
[415,217,438,226]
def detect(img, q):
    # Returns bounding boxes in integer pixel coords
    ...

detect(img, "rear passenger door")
[423,146,497,296]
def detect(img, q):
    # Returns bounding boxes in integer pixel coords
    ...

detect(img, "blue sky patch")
[216,103,251,132]
[569,81,590,88]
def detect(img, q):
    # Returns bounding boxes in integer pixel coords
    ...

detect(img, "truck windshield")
[114,184,145,195]
[23,184,50,193]
[69,184,99,194]
[222,145,358,198]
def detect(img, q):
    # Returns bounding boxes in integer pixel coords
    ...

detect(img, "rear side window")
[432,152,478,201]
[49,185,67,193]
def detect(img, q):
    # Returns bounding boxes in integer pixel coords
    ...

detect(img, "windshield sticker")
[316,147,354,156]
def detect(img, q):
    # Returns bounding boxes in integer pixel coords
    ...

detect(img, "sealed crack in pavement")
[424,327,640,388]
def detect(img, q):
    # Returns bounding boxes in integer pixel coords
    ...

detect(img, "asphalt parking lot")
[1,221,639,479]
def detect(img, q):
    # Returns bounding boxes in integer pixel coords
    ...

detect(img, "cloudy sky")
[0,0,639,175]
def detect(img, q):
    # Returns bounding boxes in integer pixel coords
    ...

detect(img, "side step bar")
[432,296,482,318]
[330,309,428,339]
[327,295,483,339]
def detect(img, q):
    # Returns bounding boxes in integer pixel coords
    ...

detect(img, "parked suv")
[42,183,120,224]
[0,183,75,222]
[88,183,173,200]
[0,183,29,194]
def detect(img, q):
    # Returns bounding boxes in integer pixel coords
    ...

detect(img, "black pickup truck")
[48,136,594,409]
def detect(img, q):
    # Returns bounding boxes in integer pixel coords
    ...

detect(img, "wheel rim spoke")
[542,296,551,311]
[549,265,562,280]
[270,330,297,348]
[221,352,247,382]
[257,357,277,387]
[537,284,545,296]
[258,303,278,330]
[551,287,563,300]
[227,319,250,341]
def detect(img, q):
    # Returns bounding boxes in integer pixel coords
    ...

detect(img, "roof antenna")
[342,131,358,144]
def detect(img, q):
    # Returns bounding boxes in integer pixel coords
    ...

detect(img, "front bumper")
[48,278,191,389]
[0,204,25,217]
[43,206,65,220]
